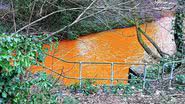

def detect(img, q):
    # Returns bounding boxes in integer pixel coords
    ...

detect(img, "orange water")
[32,16,174,85]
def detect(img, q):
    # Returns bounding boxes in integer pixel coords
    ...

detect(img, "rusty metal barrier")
[43,53,161,89]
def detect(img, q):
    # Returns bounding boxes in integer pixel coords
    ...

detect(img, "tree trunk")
[138,28,169,57]
[123,17,169,59]
[135,18,161,60]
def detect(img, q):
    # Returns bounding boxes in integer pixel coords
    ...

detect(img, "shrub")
[13,72,58,104]
[69,79,98,95]
[63,96,79,104]
[0,33,58,103]
[175,74,185,85]
[175,74,185,91]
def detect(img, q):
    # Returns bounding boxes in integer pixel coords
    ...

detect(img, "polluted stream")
[32,16,176,85]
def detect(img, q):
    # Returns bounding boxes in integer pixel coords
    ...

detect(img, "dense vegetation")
[0,33,60,103]
[0,0,134,40]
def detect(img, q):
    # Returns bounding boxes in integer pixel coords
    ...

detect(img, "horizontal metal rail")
[46,53,157,65]
[40,64,159,82]
[41,53,162,89]
[39,53,185,90]
[162,59,185,78]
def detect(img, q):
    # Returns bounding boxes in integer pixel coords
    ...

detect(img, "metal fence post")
[157,65,161,80]
[169,62,175,88]
[162,63,167,80]
[143,64,147,89]
[110,62,114,86]
[79,62,82,88]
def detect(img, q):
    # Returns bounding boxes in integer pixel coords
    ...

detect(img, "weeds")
[69,79,98,95]
[63,96,79,104]
[69,78,143,96]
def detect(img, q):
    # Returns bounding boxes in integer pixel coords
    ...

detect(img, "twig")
[52,66,64,87]
[15,7,83,33]
[40,0,107,42]
[39,0,47,16]
[11,0,16,32]
[27,0,36,34]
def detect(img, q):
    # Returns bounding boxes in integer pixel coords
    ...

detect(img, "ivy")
[0,33,58,103]
[173,0,185,54]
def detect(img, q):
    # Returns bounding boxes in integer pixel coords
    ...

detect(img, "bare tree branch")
[15,7,83,33]
[27,0,36,34]
[11,0,16,32]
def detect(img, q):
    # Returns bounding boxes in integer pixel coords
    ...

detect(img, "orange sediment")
[31,16,175,85]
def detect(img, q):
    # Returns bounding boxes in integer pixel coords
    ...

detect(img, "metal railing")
[162,59,185,88]
[43,53,185,90]
[45,53,161,89]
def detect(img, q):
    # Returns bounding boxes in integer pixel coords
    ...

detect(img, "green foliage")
[160,56,182,74]
[0,33,58,103]
[69,83,80,93]
[125,74,143,94]
[69,79,98,95]
[175,74,185,91]
[146,65,160,79]
[104,78,142,95]
[0,33,45,75]
[71,20,130,37]
[173,0,185,54]
[81,79,98,95]
[0,33,44,102]
[63,96,79,104]
[69,77,144,95]
[102,84,109,93]
[0,22,12,33]
[102,83,133,95]
[110,83,125,94]
[66,31,78,40]
[13,72,58,104]
[175,74,185,85]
